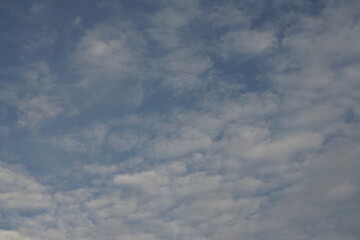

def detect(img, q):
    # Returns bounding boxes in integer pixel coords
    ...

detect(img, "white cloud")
[0,230,35,240]
[113,170,169,196]
[30,2,47,15]
[73,23,146,85]
[145,1,214,89]
[208,5,249,28]
[0,164,51,211]
[74,16,82,26]
[0,62,66,128]
[160,48,212,88]
[83,164,118,176]
[49,123,109,153]
[147,1,200,48]
[107,131,147,152]
[147,126,212,159]
[17,95,64,128]
[245,132,323,162]
[220,29,275,56]
[0,1,359,240]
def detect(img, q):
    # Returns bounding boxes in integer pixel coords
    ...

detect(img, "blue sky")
[0,0,360,239]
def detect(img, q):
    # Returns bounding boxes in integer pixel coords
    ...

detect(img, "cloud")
[0,62,67,128]
[49,123,109,154]
[73,23,146,85]
[144,0,214,90]
[245,132,323,162]
[83,164,118,176]
[160,48,212,88]
[107,131,148,152]
[113,171,169,194]
[147,126,212,159]
[0,164,46,202]
[220,29,275,56]
[0,164,52,239]
[147,0,200,48]
[0,0,359,240]
[0,230,36,240]
[208,5,249,28]
[251,137,360,240]
[17,95,64,128]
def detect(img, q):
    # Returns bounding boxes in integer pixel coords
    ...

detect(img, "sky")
[0,0,359,239]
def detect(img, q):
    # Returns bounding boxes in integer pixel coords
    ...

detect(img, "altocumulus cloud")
[0,0,359,239]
